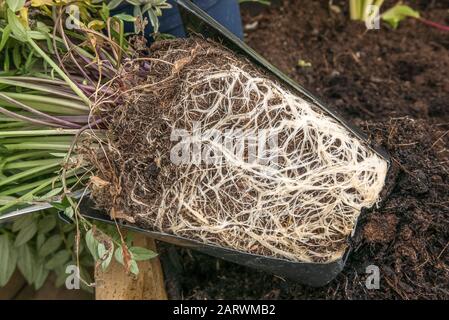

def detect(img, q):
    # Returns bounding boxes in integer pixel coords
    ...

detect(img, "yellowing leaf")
[31,0,54,7]
[18,7,29,27]
[90,176,110,188]
[87,20,105,31]
[7,8,28,41]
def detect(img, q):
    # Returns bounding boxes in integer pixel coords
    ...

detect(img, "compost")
[87,37,387,264]
[173,0,448,300]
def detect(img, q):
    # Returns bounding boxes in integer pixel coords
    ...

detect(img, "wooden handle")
[95,233,167,300]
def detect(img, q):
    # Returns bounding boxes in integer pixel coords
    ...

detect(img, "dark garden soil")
[160,0,449,299]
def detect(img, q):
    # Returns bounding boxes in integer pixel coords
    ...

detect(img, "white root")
[113,41,388,263]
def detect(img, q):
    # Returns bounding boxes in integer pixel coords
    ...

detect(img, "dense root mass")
[89,38,388,263]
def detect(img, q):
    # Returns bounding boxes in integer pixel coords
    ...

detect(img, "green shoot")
[382,4,420,29]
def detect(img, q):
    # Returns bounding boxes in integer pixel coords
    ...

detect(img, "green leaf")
[36,232,45,249]
[63,206,74,218]
[45,250,71,269]
[61,195,72,208]
[24,48,36,71]
[33,262,49,290]
[35,187,63,201]
[0,25,12,51]
[12,44,22,70]
[27,30,47,40]
[133,5,142,33]
[61,222,73,233]
[0,234,17,286]
[6,0,26,12]
[37,214,57,234]
[102,247,113,271]
[50,201,67,211]
[17,244,35,283]
[113,13,137,22]
[6,8,28,41]
[114,243,137,275]
[114,245,124,265]
[35,21,50,34]
[100,2,110,21]
[125,233,134,247]
[147,9,159,33]
[142,2,153,14]
[14,219,37,247]
[4,50,10,72]
[98,242,114,271]
[66,231,75,248]
[154,0,168,5]
[129,246,158,261]
[85,229,99,260]
[107,0,123,9]
[382,4,420,29]
[80,252,94,267]
[97,243,106,259]
[127,0,141,5]
[12,214,34,232]
[54,267,67,288]
[129,259,139,275]
[38,234,63,257]
[4,244,17,286]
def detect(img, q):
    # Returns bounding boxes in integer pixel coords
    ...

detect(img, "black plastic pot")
[77,199,349,287]
[72,0,392,287]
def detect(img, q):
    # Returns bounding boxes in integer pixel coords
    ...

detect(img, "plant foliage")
[0,0,172,289]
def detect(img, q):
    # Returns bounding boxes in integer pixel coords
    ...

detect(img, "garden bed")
[172,0,449,299]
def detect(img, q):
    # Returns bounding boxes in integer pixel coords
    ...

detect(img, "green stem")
[0,179,56,213]
[37,175,88,196]
[28,38,90,105]
[0,175,59,196]
[0,104,60,127]
[0,78,84,101]
[1,92,89,111]
[0,122,25,130]
[17,166,65,183]
[2,151,56,163]
[0,115,22,121]
[0,162,61,188]
[0,76,70,86]
[0,196,16,206]
[0,151,55,176]
[1,136,74,144]
[0,129,79,137]
[3,143,71,151]
[363,0,374,20]
[350,0,361,20]
[0,92,82,128]
[0,101,86,115]
[3,158,61,170]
